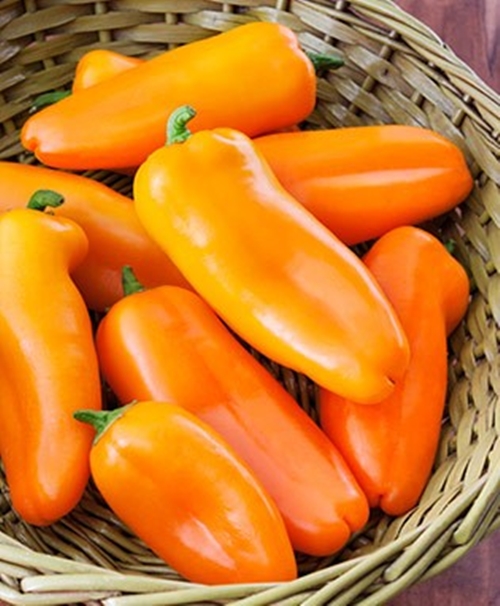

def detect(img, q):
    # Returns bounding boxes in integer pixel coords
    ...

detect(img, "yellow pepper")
[133,106,410,404]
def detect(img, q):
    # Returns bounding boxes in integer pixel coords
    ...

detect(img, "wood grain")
[0,3,497,606]
[395,0,499,92]
[388,531,500,605]
[389,1,499,603]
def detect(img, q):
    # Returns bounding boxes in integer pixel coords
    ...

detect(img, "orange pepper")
[71,50,144,176]
[0,195,102,526]
[70,49,303,136]
[72,49,143,92]
[74,400,297,584]
[96,272,370,556]
[133,106,410,404]
[21,22,329,170]
[254,126,474,245]
[319,226,470,515]
[0,161,189,311]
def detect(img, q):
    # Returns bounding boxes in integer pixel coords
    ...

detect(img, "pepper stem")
[122,265,145,297]
[74,407,129,444]
[167,105,197,145]
[31,90,71,113]
[306,51,344,73]
[444,238,457,255]
[27,189,65,211]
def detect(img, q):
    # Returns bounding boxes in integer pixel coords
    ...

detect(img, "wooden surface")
[395,0,499,93]
[388,531,500,605]
[387,6,500,606]
[0,3,497,606]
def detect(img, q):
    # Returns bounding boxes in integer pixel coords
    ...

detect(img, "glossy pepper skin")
[69,52,303,137]
[68,51,303,137]
[133,107,410,405]
[0,161,189,311]
[254,126,474,245]
[319,226,470,515]
[21,22,318,171]
[0,204,102,526]
[96,277,370,556]
[75,400,297,584]
[72,49,143,92]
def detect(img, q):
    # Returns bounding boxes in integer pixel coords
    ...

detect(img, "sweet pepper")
[0,195,102,525]
[133,106,410,404]
[96,271,370,556]
[75,400,297,584]
[21,22,328,170]
[254,125,473,245]
[319,226,470,515]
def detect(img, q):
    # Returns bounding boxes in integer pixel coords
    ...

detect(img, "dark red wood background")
[0,3,497,606]
[396,0,499,92]
[389,1,499,604]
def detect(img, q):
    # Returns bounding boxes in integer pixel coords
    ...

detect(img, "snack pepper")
[0,195,102,525]
[96,272,370,556]
[133,106,410,404]
[319,226,470,515]
[75,400,298,585]
[21,22,331,170]
[72,49,143,92]
[254,125,473,245]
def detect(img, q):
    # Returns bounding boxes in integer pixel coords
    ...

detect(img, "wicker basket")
[1,0,500,604]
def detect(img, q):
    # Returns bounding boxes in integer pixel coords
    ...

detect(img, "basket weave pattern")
[1,1,500,604]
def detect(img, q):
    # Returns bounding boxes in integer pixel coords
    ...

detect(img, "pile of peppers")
[0,21,474,584]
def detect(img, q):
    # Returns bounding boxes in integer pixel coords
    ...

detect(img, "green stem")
[444,238,457,255]
[122,265,145,297]
[31,90,71,113]
[74,407,129,444]
[166,105,197,145]
[306,51,344,73]
[27,189,65,211]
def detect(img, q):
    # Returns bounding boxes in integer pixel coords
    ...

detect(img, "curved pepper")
[0,199,102,525]
[21,22,327,170]
[0,161,190,311]
[319,226,470,515]
[70,50,303,138]
[254,126,474,245]
[96,273,370,556]
[133,106,410,404]
[75,400,297,584]
[72,49,143,93]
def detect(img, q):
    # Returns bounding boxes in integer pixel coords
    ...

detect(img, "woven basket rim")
[0,1,500,604]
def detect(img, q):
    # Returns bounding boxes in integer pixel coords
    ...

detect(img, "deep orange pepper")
[95,274,370,556]
[254,126,474,245]
[72,49,143,92]
[21,22,323,170]
[0,161,189,311]
[0,198,102,526]
[133,106,410,405]
[74,400,297,584]
[70,50,303,136]
[319,226,470,515]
